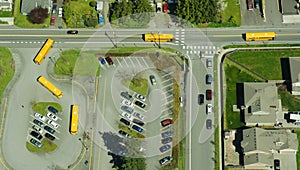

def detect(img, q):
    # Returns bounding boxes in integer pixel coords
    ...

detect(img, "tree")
[28,6,49,24]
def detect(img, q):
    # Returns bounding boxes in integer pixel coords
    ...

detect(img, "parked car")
[118,130,131,138]
[32,125,43,134]
[29,138,42,148]
[149,75,157,85]
[161,119,173,127]
[161,137,173,144]
[133,112,145,120]
[121,105,133,113]
[206,59,212,68]
[34,112,46,122]
[121,112,133,121]
[206,119,212,129]
[45,133,55,141]
[134,100,146,109]
[206,74,212,84]
[206,104,213,115]
[161,131,173,138]
[33,119,45,127]
[48,106,58,114]
[50,16,56,26]
[67,30,78,35]
[133,119,144,126]
[58,7,63,17]
[120,118,130,126]
[198,94,204,105]
[122,99,133,107]
[159,156,173,165]
[30,131,43,140]
[47,112,58,121]
[44,125,55,134]
[206,89,212,100]
[135,93,146,102]
[48,120,59,129]
[274,159,280,170]
[98,57,106,64]
[105,56,113,65]
[121,91,132,100]
[159,144,171,153]
[132,124,143,133]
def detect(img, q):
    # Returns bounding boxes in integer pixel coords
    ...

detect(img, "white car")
[58,8,63,17]
[47,112,58,121]
[122,99,133,107]
[32,125,43,134]
[48,120,59,129]
[206,104,213,115]
[135,94,146,102]
[121,112,133,121]
[34,112,47,122]
[133,112,145,120]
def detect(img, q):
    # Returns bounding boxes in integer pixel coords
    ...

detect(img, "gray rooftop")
[242,82,278,126]
[21,0,51,15]
[289,57,300,83]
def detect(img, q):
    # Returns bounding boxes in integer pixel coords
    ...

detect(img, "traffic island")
[26,139,57,153]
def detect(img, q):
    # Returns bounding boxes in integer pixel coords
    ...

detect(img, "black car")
[67,30,78,34]
[121,91,132,100]
[133,119,144,126]
[120,118,130,126]
[45,133,55,141]
[44,125,55,134]
[30,131,43,140]
[159,144,171,153]
[118,130,131,138]
[206,74,212,84]
[161,131,173,138]
[159,156,172,165]
[30,138,42,148]
[274,159,280,170]
[198,94,204,105]
[134,100,146,109]
[161,137,173,144]
[33,119,44,127]
[48,106,58,114]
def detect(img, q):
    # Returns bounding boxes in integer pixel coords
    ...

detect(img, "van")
[206,104,212,114]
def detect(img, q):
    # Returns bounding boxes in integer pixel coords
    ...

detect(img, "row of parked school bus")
[33,32,274,131]
[33,38,78,135]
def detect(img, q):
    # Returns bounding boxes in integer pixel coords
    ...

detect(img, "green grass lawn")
[214,127,219,170]
[14,0,50,28]
[223,43,300,49]
[54,50,100,76]
[221,0,241,26]
[0,47,15,105]
[0,10,12,17]
[122,78,148,96]
[26,139,57,153]
[224,59,262,129]
[279,91,300,111]
[32,102,62,116]
[118,124,145,139]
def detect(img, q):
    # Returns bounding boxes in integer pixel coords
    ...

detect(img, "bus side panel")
[37,76,63,99]
[33,39,54,65]
[70,105,78,135]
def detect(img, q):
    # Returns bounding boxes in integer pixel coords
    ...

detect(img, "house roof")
[289,57,300,93]
[21,0,51,15]
[243,82,278,125]
[244,153,273,166]
[242,127,298,154]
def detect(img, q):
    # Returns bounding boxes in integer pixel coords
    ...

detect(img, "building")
[21,0,51,15]
[287,57,300,95]
[237,82,281,126]
[0,0,12,11]
[240,127,298,169]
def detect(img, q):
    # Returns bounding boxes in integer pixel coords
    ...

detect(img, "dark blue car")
[48,106,58,114]
[132,125,143,133]
[98,57,106,65]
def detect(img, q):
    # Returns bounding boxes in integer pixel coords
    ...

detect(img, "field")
[0,47,14,105]
[32,102,62,116]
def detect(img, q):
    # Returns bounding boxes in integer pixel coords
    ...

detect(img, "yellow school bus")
[245,32,276,41]
[37,76,63,99]
[142,33,174,42]
[33,38,54,64]
[70,105,79,135]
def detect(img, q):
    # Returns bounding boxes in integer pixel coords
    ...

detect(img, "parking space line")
[128,57,135,66]
[115,58,122,66]
[135,58,143,67]
[141,58,150,67]
[123,58,129,66]
[162,83,173,89]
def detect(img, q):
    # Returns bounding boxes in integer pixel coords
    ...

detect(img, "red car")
[206,89,212,100]
[50,16,56,26]
[105,56,113,65]
[161,119,173,127]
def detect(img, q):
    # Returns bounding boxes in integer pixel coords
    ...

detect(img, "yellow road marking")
[71,147,87,170]
[0,97,10,170]
[97,77,107,170]
[88,129,94,170]
[0,34,141,38]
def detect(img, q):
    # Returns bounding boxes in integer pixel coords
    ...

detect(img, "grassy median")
[32,102,62,116]
[26,139,57,153]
